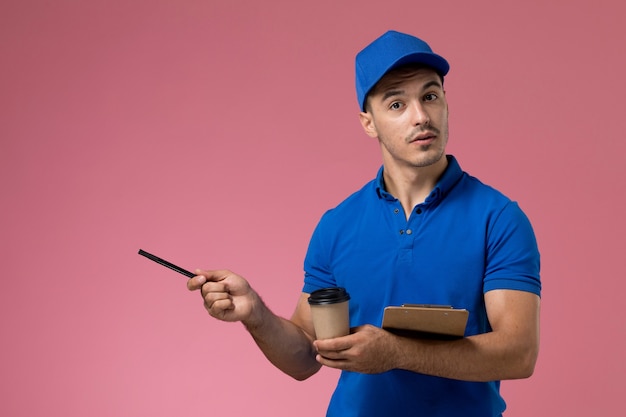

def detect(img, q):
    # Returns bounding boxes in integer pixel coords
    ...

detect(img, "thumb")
[186,271,207,291]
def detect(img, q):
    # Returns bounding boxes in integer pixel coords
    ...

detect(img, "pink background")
[2,0,624,415]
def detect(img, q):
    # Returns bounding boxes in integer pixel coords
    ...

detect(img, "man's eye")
[390,102,402,110]
[424,93,438,101]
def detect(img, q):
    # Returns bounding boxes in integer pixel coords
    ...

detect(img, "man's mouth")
[409,132,436,144]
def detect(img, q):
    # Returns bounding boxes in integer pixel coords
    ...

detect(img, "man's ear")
[358,111,378,138]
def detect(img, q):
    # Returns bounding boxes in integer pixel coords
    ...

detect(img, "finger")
[187,274,207,291]
[316,353,349,370]
[205,291,231,308]
[206,296,235,319]
[314,335,352,352]
[316,348,347,360]
[195,269,230,282]
[200,281,228,297]
[203,285,230,304]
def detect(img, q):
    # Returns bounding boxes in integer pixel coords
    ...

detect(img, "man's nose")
[410,101,430,126]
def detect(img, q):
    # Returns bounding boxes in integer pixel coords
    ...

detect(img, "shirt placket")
[392,203,425,265]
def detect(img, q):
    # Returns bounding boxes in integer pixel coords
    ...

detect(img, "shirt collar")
[375,155,464,204]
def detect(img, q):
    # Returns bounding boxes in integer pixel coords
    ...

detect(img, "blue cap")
[355,30,450,111]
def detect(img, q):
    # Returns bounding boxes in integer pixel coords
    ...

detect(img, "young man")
[188,30,541,416]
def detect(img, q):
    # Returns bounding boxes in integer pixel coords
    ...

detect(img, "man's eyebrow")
[423,80,443,90]
[381,89,404,102]
[380,80,444,102]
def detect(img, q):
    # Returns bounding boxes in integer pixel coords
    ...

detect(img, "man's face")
[359,66,449,171]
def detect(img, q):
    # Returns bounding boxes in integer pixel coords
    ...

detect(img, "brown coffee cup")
[308,287,350,339]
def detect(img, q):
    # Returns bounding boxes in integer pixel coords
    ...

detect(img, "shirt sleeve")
[483,201,541,296]
[302,211,338,294]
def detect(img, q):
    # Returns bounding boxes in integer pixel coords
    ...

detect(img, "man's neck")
[382,156,448,219]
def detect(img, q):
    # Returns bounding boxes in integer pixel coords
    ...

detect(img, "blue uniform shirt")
[303,155,541,417]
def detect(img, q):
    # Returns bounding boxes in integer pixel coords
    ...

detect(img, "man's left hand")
[313,325,400,374]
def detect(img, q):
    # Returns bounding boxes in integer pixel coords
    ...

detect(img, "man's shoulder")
[452,172,514,208]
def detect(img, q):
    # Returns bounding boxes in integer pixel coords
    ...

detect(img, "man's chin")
[412,149,446,168]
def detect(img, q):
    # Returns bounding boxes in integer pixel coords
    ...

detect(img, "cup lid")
[308,287,350,305]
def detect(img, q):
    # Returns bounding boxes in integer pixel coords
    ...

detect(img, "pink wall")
[2,0,624,415]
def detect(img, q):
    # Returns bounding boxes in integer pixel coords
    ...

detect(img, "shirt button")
[399,230,404,235]
[415,208,422,214]
[406,229,413,235]
[394,208,400,214]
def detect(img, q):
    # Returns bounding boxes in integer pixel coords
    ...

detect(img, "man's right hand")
[187,269,259,325]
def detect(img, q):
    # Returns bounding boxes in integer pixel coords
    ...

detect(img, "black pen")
[138,249,195,278]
